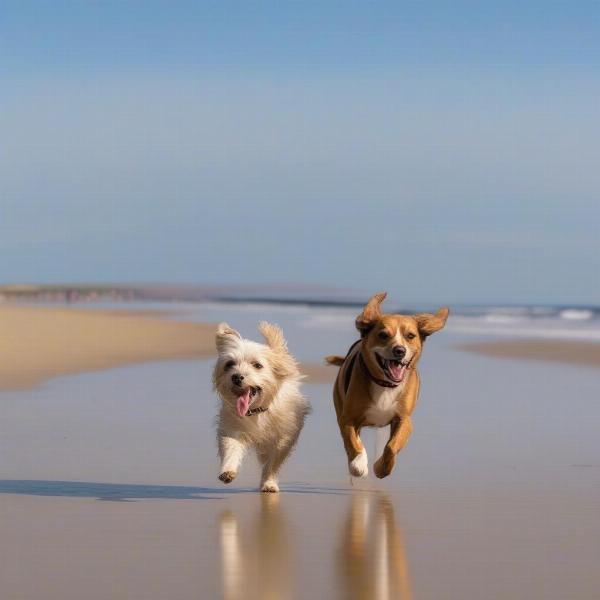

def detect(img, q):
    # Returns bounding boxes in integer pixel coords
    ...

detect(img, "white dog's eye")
[224,360,236,370]
[253,362,263,369]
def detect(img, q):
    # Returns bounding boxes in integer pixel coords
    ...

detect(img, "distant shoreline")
[2,286,600,382]
[2,283,599,317]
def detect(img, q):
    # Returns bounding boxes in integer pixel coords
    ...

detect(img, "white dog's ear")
[258,321,287,351]
[414,307,449,337]
[215,322,241,352]
[259,321,299,378]
[355,292,387,335]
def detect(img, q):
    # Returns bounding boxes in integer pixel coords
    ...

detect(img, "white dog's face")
[212,322,298,417]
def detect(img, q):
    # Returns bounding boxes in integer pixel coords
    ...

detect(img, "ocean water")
[74,297,600,344]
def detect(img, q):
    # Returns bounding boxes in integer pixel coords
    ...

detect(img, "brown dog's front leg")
[373,416,413,479]
[340,423,369,477]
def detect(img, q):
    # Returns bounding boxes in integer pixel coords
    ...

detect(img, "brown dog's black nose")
[392,345,406,359]
[231,373,244,386]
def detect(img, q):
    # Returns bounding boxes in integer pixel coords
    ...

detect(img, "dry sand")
[0,304,216,390]
[457,338,600,369]
[0,304,333,390]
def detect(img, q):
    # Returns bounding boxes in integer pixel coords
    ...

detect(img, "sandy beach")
[0,305,217,390]
[0,304,334,391]
[0,303,599,600]
[457,338,600,369]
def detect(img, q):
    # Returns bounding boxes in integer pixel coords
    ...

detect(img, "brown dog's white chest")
[364,383,405,427]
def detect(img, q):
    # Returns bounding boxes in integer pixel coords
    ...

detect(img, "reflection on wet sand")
[220,493,293,600]
[339,492,412,600]
[219,490,411,600]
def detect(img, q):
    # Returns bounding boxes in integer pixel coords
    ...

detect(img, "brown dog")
[326,292,448,479]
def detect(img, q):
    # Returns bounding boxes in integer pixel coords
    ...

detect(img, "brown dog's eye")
[406,332,416,340]
[378,331,390,341]
[224,360,236,370]
[253,362,263,369]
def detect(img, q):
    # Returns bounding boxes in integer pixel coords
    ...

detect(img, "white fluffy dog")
[212,322,309,493]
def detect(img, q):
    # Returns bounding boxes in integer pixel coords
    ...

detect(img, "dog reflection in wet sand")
[338,492,412,600]
[219,494,293,600]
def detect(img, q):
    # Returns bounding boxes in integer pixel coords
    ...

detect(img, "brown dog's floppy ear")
[355,292,387,335]
[215,322,241,352]
[258,321,287,351]
[414,307,449,337]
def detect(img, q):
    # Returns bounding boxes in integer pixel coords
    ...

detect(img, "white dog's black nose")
[231,373,244,386]
[392,345,406,359]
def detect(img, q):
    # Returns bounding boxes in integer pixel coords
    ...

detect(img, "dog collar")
[246,406,268,416]
[358,352,400,388]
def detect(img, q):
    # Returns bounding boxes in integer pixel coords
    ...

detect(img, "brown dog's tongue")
[236,390,252,417]
[389,363,407,382]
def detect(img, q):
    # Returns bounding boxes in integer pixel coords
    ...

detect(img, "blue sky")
[2,2,599,304]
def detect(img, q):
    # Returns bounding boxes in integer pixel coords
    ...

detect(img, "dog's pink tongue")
[236,390,252,417]
[389,363,408,382]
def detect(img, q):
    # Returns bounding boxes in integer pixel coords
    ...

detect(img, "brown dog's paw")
[219,471,237,484]
[348,451,369,477]
[373,451,396,479]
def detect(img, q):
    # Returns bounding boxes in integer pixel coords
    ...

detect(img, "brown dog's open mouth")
[375,353,410,383]
[233,386,261,417]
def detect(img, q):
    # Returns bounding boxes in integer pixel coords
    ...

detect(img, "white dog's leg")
[258,438,296,493]
[218,436,247,483]
[219,511,242,598]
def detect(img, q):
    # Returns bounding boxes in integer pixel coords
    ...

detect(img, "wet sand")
[1,304,599,599]
[457,338,600,368]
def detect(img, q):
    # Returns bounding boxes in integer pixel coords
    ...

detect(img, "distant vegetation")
[0,284,141,303]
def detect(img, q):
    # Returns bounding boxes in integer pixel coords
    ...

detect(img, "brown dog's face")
[356,292,448,384]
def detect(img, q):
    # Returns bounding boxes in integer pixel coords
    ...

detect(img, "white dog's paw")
[219,471,237,484]
[349,451,369,477]
[261,479,280,493]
